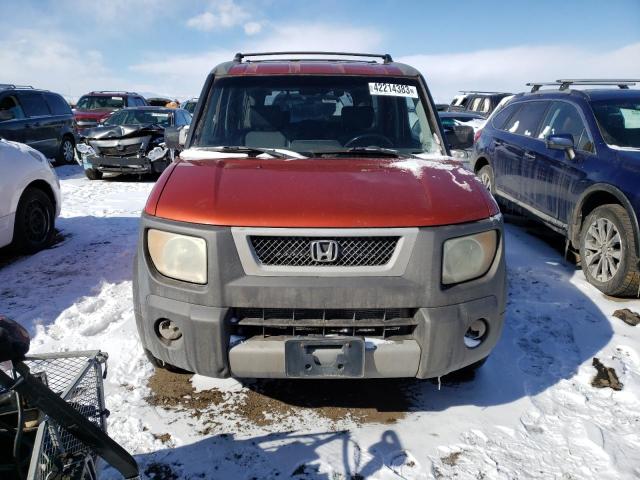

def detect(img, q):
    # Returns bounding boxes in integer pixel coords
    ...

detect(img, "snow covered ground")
[1,165,639,479]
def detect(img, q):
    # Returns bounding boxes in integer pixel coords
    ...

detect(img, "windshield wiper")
[313,146,412,158]
[201,146,295,159]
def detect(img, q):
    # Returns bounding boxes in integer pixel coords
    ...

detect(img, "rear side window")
[503,101,549,137]
[491,103,520,130]
[18,92,51,117]
[0,94,26,121]
[539,101,594,153]
[469,97,483,112]
[45,93,71,115]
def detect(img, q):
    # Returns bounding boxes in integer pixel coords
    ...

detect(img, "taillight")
[474,129,483,144]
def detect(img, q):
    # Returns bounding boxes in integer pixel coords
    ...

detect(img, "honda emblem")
[310,240,339,263]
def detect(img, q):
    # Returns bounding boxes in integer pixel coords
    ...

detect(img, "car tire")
[12,187,55,254]
[143,348,191,374]
[84,168,103,180]
[56,135,75,164]
[477,165,495,194]
[579,204,640,297]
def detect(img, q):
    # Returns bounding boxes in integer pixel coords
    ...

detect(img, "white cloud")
[399,43,640,103]
[0,29,123,99]
[243,21,262,35]
[186,0,249,31]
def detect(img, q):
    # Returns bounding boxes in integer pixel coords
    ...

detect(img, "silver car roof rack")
[459,90,509,95]
[0,84,34,90]
[233,51,394,64]
[528,79,640,92]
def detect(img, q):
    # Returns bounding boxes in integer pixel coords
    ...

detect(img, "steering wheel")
[344,133,394,148]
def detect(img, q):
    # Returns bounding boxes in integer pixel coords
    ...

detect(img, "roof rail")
[233,51,394,64]
[92,90,136,95]
[0,84,34,90]
[528,79,640,93]
[459,90,509,95]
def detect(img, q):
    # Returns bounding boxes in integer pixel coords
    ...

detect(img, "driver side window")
[538,102,594,153]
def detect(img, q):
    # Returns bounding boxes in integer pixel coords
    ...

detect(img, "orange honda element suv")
[134,52,506,379]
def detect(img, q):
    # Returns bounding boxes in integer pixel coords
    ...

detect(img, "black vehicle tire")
[143,348,191,373]
[84,168,103,180]
[56,135,75,164]
[12,187,55,254]
[579,204,640,297]
[477,165,495,194]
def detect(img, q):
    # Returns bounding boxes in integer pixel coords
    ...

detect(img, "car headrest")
[607,112,625,131]
[341,106,374,130]
[249,106,288,130]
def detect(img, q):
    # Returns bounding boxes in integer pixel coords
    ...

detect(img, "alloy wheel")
[479,171,492,190]
[63,139,75,163]
[583,217,622,282]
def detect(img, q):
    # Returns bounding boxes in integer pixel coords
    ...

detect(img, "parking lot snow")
[1,165,639,479]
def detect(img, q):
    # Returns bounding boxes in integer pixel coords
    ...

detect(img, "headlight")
[147,146,167,161]
[442,230,498,285]
[147,229,207,284]
[77,143,95,155]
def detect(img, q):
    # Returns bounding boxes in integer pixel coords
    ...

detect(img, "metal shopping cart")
[0,317,139,480]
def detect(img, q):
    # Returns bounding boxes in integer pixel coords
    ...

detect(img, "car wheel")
[12,187,55,254]
[143,348,191,373]
[56,136,75,164]
[84,168,103,180]
[579,204,640,297]
[477,165,495,194]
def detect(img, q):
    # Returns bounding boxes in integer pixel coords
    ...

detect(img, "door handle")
[523,151,536,160]
[493,139,504,147]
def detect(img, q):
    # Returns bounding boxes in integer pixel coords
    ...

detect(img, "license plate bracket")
[285,338,365,378]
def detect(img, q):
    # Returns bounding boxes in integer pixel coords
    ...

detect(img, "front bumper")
[133,214,506,379]
[82,154,169,174]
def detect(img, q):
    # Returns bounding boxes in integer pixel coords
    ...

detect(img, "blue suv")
[472,79,640,297]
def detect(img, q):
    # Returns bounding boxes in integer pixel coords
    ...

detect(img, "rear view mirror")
[0,316,30,362]
[546,134,575,160]
[445,125,474,150]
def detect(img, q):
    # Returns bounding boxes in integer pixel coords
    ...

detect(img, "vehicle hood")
[82,124,163,140]
[147,155,498,228]
[73,109,115,120]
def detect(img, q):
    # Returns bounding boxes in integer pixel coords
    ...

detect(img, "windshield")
[77,95,125,110]
[192,75,442,155]
[183,100,197,113]
[104,109,171,127]
[592,97,640,149]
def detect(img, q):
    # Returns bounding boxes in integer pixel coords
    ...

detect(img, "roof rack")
[91,90,136,95]
[0,84,34,90]
[528,79,640,92]
[233,51,394,64]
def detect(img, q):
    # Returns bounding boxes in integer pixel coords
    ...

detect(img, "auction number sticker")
[369,82,418,98]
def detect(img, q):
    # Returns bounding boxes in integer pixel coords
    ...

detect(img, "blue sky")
[2,0,639,101]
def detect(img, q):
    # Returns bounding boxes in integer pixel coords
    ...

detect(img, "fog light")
[464,319,487,348]
[157,319,182,341]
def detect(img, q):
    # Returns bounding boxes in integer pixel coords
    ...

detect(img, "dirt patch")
[613,309,640,327]
[146,369,414,428]
[239,378,414,425]
[144,462,179,480]
[152,432,172,444]
[591,358,623,391]
[441,451,462,466]
[146,368,226,411]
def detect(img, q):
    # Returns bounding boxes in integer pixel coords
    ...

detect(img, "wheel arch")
[473,155,490,173]
[23,179,57,212]
[570,184,640,256]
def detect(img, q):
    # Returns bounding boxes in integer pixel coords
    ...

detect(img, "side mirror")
[165,125,189,150]
[0,316,30,363]
[445,124,474,150]
[546,134,575,160]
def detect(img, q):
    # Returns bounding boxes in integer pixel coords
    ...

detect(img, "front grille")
[250,236,399,267]
[233,307,417,338]
[96,143,143,157]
